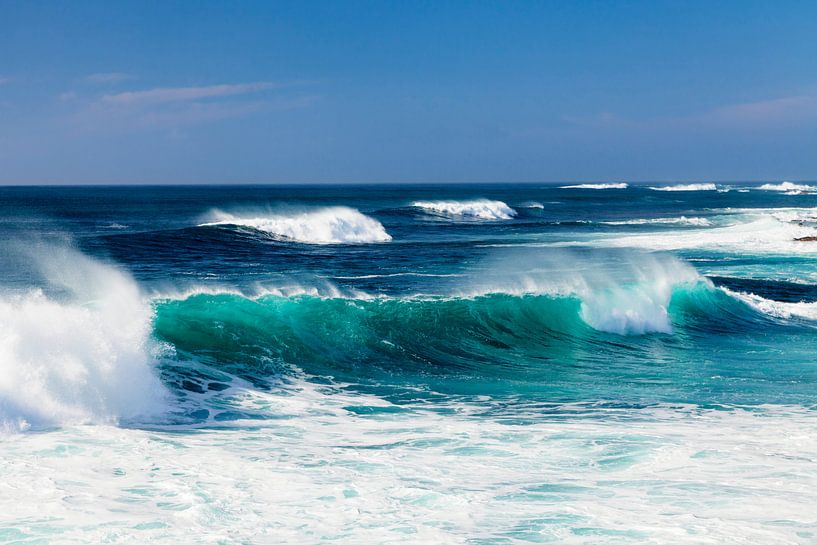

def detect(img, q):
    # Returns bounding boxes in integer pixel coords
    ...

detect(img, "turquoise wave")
[151,284,817,406]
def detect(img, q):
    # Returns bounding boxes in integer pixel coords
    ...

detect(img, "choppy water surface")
[2,183,817,543]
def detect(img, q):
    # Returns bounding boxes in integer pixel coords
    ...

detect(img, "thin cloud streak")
[86,72,134,84]
[563,93,817,132]
[101,82,282,106]
[136,95,320,127]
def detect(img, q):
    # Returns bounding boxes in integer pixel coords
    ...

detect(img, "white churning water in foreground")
[2,382,816,544]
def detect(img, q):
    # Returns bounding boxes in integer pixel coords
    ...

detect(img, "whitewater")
[2,183,817,544]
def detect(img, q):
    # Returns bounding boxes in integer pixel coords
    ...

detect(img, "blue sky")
[1,0,816,184]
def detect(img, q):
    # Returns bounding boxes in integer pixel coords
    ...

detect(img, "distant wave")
[601,216,712,227]
[758,182,817,194]
[519,201,545,209]
[560,183,628,190]
[200,207,392,244]
[412,199,517,220]
[649,183,718,192]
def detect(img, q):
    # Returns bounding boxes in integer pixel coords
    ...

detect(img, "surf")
[0,245,168,432]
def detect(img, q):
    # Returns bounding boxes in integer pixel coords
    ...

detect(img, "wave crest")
[412,199,517,220]
[201,207,392,244]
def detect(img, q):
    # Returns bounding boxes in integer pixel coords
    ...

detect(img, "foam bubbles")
[3,389,815,543]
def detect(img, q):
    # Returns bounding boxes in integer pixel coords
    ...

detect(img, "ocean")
[1,182,817,543]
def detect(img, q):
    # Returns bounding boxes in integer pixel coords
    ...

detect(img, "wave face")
[0,247,167,431]
[649,183,718,191]
[412,199,517,220]
[560,182,628,189]
[200,206,392,243]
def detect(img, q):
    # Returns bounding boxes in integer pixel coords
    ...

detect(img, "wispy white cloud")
[86,72,134,84]
[703,95,817,127]
[101,82,281,106]
[563,93,817,132]
[0,77,12,86]
[135,95,319,127]
[65,80,319,132]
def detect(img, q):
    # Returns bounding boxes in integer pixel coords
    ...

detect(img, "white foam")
[758,181,817,193]
[601,216,712,227]
[724,288,817,321]
[592,215,817,255]
[201,207,392,244]
[649,183,718,192]
[0,247,167,432]
[3,390,816,543]
[412,199,517,220]
[519,201,545,209]
[560,183,628,189]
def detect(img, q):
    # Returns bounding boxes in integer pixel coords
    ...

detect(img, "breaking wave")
[560,183,628,189]
[649,183,718,192]
[0,246,168,432]
[758,182,817,194]
[411,199,517,220]
[723,288,817,321]
[200,207,392,244]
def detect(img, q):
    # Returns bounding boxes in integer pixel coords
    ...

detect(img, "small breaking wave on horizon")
[560,182,628,189]
[199,206,392,244]
[649,183,718,192]
[411,199,517,220]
